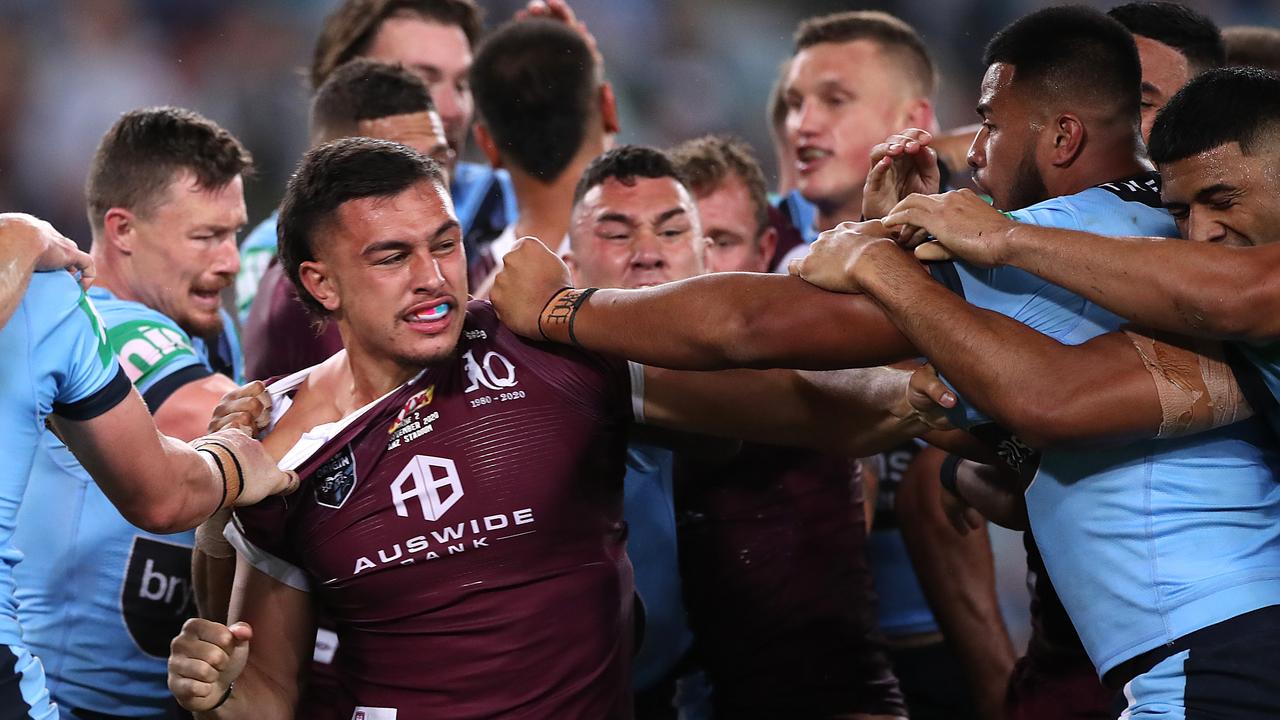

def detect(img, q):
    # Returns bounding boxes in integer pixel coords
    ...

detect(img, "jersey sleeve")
[105,309,211,411]
[37,277,131,421]
[227,499,311,592]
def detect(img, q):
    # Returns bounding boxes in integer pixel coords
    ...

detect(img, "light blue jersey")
[931,175,1280,679]
[12,288,242,718]
[235,162,516,322]
[0,273,130,718]
[1232,341,1280,438]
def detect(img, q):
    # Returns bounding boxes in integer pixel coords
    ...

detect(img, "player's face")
[1160,141,1280,247]
[695,175,773,273]
[1133,35,1191,146]
[321,180,468,368]
[358,109,455,185]
[968,63,1048,212]
[129,172,245,337]
[568,176,707,289]
[365,16,472,167]
[784,40,919,212]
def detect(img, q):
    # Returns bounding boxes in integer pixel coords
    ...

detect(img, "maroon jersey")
[243,259,344,381]
[674,446,904,717]
[229,302,637,719]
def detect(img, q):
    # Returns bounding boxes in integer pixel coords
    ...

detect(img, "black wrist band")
[566,287,598,348]
[195,447,230,517]
[939,453,963,497]
[210,681,235,710]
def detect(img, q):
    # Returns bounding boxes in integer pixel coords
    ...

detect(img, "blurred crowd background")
[3,0,1277,248]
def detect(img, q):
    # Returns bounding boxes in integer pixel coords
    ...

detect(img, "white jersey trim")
[627,361,646,424]
[224,520,311,593]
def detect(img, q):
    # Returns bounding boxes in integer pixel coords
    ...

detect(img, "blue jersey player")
[0,215,289,720]
[2,107,298,720]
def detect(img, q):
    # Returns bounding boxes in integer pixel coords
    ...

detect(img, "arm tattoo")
[539,287,599,346]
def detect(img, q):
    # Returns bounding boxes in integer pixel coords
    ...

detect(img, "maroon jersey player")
[167,138,953,719]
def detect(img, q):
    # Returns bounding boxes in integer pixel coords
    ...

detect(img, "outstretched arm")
[641,364,954,457]
[885,191,1280,343]
[490,238,916,371]
[795,228,1247,448]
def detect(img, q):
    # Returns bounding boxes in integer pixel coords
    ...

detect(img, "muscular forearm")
[560,272,915,371]
[898,448,1015,720]
[0,232,40,329]
[858,246,1158,447]
[1003,225,1280,342]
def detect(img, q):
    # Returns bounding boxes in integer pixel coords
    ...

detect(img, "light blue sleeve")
[98,299,209,402]
[30,274,126,415]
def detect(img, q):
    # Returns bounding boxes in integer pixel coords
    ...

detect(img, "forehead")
[152,171,246,217]
[695,175,756,225]
[330,180,455,236]
[582,176,695,219]
[366,16,471,71]
[1133,35,1189,86]
[357,111,447,146]
[978,62,1019,109]
[1159,142,1247,196]
[787,39,895,92]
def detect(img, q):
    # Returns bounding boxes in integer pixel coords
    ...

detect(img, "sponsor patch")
[121,536,197,658]
[314,444,358,509]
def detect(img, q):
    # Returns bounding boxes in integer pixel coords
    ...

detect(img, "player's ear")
[472,122,502,169]
[599,82,620,135]
[901,96,936,134]
[756,225,779,272]
[562,250,582,286]
[299,260,341,313]
[1050,113,1086,167]
[101,208,136,255]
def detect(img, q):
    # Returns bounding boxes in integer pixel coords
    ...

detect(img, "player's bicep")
[227,554,313,712]
[154,372,242,442]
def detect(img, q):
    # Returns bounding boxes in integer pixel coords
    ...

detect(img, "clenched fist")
[169,618,253,711]
[489,236,575,340]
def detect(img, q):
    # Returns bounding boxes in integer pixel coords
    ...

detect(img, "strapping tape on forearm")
[192,438,245,513]
[538,287,599,346]
[195,509,236,559]
[1125,331,1251,438]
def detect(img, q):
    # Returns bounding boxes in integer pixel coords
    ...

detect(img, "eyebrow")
[1194,184,1237,202]
[653,207,687,225]
[1140,81,1160,95]
[597,211,636,226]
[360,220,460,255]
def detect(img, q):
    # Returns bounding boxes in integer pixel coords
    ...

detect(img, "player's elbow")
[994,396,1079,450]
[120,496,192,534]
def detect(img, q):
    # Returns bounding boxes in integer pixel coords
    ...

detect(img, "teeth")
[798,148,830,163]
[410,302,450,322]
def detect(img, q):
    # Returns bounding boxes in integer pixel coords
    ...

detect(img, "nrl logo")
[388,385,435,435]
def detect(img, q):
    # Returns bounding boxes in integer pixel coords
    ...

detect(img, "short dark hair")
[1224,26,1280,74]
[1107,2,1225,75]
[86,107,252,231]
[471,19,597,181]
[277,137,447,316]
[312,59,436,140]
[573,146,684,207]
[984,6,1142,123]
[670,135,769,235]
[311,0,484,89]
[794,11,936,96]
[1148,66,1280,165]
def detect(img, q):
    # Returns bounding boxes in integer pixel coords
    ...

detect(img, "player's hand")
[169,618,252,711]
[2,212,95,289]
[192,427,299,507]
[208,381,272,436]
[894,363,956,431]
[941,481,985,535]
[883,190,1016,267]
[490,236,574,340]
[516,0,603,69]
[788,219,898,294]
[862,128,941,221]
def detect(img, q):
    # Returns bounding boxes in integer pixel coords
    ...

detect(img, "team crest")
[314,444,359,509]
[388,385,435,435]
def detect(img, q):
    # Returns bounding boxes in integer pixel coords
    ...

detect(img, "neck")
[88,246,134,302]
[1047,129,1152,198]
[335,329,423,412]
[813,189,864,233]
[506,143,603,245]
